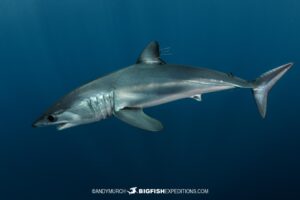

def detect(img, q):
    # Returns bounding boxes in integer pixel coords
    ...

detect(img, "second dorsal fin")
[136,41,166,65]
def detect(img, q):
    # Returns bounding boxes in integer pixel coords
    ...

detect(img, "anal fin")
[191,94,202,101]
[114,108,163,132]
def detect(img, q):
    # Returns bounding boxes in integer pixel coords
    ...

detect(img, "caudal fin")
[252,63,293,118]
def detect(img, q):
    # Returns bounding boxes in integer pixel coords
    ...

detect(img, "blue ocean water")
[1,0,299,199]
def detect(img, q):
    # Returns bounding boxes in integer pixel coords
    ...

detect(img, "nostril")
[32,123,37,128]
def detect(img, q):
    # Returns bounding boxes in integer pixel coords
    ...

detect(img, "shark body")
[33,41,292,131]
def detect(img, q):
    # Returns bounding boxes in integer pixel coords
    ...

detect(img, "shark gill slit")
[86,92,114,120]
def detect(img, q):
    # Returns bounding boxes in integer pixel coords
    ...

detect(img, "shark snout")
[31,112,79,130]
[32,117,44,128]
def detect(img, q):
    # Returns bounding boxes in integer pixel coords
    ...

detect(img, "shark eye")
[47,115,57,122]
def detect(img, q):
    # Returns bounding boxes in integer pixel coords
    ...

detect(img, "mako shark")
[33,41,292,131]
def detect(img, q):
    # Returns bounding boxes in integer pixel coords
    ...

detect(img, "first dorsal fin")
[136,41,166,65]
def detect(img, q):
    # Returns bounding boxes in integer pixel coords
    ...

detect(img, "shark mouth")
[56,123,74,130]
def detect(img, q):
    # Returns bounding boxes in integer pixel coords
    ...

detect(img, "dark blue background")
[1,0,299,199]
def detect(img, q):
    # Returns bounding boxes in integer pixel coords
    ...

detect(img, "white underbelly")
[114,82,235,109]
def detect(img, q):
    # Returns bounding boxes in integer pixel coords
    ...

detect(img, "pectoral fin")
[114,108,163,132]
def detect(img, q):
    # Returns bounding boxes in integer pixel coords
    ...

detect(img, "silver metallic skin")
[33,41,293,131]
